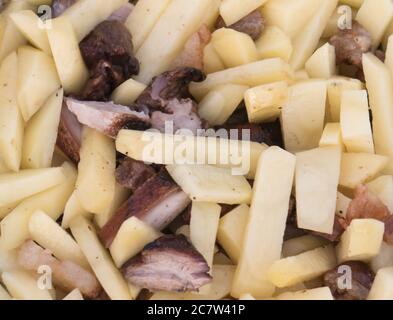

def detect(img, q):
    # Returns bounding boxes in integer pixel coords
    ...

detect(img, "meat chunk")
[384,215,393,245]
[329,21,372,68]
[215,10,265,40]
[65,98,150,138]
[115,157,156,191]
[122,235,212,292]
[99,170,190,247]
[51,0,76,17]
[18,240,101,299]
[323,261,374,300]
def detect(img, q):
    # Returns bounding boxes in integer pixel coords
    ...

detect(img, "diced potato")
[282,235,329,258]
[294,69,309,81]
[322,9,341,39]
[336,192,352,218]
[267,246,337,288]
[22,88,63,169]
[70,216,132,300]
[244,81,288,123]
[337,219,385,263]
[0,52,23,172]
[289,0,338,70]
[0,284,11,300]
[203,43,225,74]
[63,288,84,300]
[275,287,334,300]
[61,191,91,229]
[111,79,147,106]
[367,176,393,213]
[239,293,256,300]
[319,123,345,150]
[2,270,53,300]
[281,80,327,153]
[212,28,258,68]
[232,147,296,298]
[17,46,60,122]
[0,157,10,174]
[166,165,252,205]
[109,217,160,268]
[201,0,221,28]
[255,26,293,62]
[296,147,341,234]
[135,0,211,83]
[340,0,364,8]
[198,84,249,126]
[217,204,249,264]
[339,153,389,189]
[385,35,393,76]
[190,58,294,101]
[46,16,89,95]
[76,127,116,215]
[384,21,393,50]
[219,0,268,26]
[371,242,393,273]
[0,200,21,220]
[9,10,50,54]
[368,266,393,300]
[175,225,191,239]
[305,43,336,79]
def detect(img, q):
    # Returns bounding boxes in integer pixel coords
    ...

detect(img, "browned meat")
[115,157,156,191]
[122,235,212,292]
[323,261,374,300]
[171,24,212,70]
[329,21,372,68]
[313,216,347,242]
[107,3,133,23]
[18,240,101,299]
[384,215,393,245]
[52,0,76,17]
[99,170,191,247]
[57,102,82,163]
[215,10,265,40]
[65,98,150,138]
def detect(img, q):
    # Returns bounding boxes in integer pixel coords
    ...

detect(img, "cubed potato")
[76,127,116,215]
[340,0,364,8]
[245,81,288,123]
[275,287,334,300]
[367,175,393,213]
[385,35,393,77]
[203,43,225,74]
[255,26,293,62]
[198,84,249,126]
[383,21,393,50]
[63,288,84,300]
[371,242,393,273]
[219,0,268,26]
[340,90,374,154]
[111,78,147,106]
[368,266,393,300]
[336,192,352,218]
[217,204,249,264]
[109,216,160,268]
[239,293,256,300]
[17,46,60,122]
[267,246,337,288]
[294,69,309,81]
[22,88,63,169]
[339,153,389,189]
[0,200,21,220]
[61,191,91,229]
[305,43,336,79]
[0,284,11,300]
[212,28,258,68]
[281,80,327,153]
[296,147,341,234]
[166,165,252,205]
[201,0,221,28]
[175,225,191,239]
[232,147,296,299]
[337,218,385,263]
[0,248,18,273]
[282,235,329,258]
[319,123,345,150]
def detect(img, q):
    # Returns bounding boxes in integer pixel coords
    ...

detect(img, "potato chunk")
[368,267,393,300]
[319,123,345,150]
[219,0,268,26]
[203,43,225,74]
[367,175,393,213]
[305,43,336,79]
[275,287,334,300]
[111,79,147,106]
[255,26,293,62]
[282,235,328,258]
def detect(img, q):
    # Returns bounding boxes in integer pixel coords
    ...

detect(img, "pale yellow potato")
[109,216,160,268]
[28,210,89,269]
[339,153,389,189]
[0,249,18,274]
[289,0,338,70]
[319,123,345,151]
[244,81,288,123]
[337,219,384,263]
[0,156,10,174]
[371,242,393,273]
[239,293,256,300]
[22,88,63,169]
[201,0,221,28]
[111,78,147,106]
[70,216,132,300]
[305,43,336,79]
[255,26,293,62]
[2,270,53,300]
[219,0,268,26]
[26,0,52,4]
[198,84,249,126]
[135,0,211,83]
[0,162,76,250]
[175,225,190,239]
[280,80,327,153]
[0,284,11,300]
[9,10,51,54]
[322,9,341,39]
[268,246,337,288]
[203,43,225,74]
[340,0,364,8]
[76,127,116,215]
[294,69,309,81]
[336,192,352,218]
[232,147,296,299]
[17,46,60,122]
[166,165,252,205]
[0,200,21,220]
[0,51,23,172]
[282,235,329,258]
[63,288,84,300]
[217,204,249,264]
[385,35,393,76]
[368,267,393,300]
[62,191,91,229]
[275,287,334,300]
[46,16,89,95]
[213,252,233,266]
[367,176,393,213]
[383,20,393,50]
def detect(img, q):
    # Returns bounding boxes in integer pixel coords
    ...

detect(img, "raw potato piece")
[340,0,364,8]
[255,26,293,62]
[367,176,393,213]
[219,0,268,26]
[203,43,225,74]
[76,127,116,215]
[232,147,296,299]
[46,16,89,95]
[166,165,252,205]
[17,46,60,122]
[62,191,91,229]
[336,192,352,218]
[268,246,337,288]
[0,284,11,300]
[368,267,393,300]
[305,43,336,79]
[296,147,341,234]
[371,242,393,273]
[63,288,84,300]
[22,88,63,169]
[275,287,334,300]
[337,219,384,263]
[111,79,147,106]
[282,235,328,258]
[0,52,23,172]
[340,90,374,154]
[319,123,345,151]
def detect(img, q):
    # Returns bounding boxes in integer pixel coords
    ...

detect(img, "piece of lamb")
[115,157,156,191]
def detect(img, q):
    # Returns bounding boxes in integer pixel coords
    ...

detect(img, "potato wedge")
[367,175,393,213]
[255,26,293,62]
[111,79,147,106]
[0,284,11,300]
[61,191,91,229]
[275,287,334,300]
[0,248,18,273]
[63,288,84,300]
[219,0,268,26]
[371,242,393,273]
[282,235,329,258]
[305,43,336,79]
[368,267,393,300]
[319,123,345,150]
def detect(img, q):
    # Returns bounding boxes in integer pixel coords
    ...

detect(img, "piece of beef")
[115,157,156,191]
[122,235,211,292]
[383,215,393,245]
[51,0,76,17]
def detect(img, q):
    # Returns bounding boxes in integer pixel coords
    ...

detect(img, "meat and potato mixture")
[1,0,393,301]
